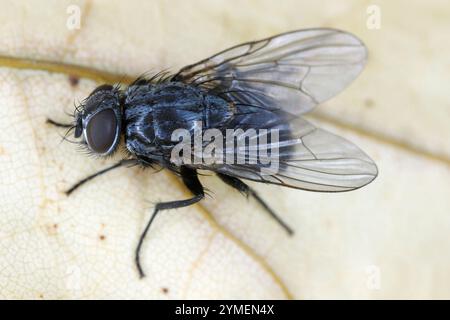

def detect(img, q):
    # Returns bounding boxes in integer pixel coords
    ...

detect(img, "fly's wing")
[174,28,376,191]
[202,116,378,192]
[172,28,367,115]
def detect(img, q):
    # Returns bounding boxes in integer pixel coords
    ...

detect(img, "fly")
[48,28,378,278]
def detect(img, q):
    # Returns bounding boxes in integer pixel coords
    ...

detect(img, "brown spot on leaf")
[46,223,58,236]
[364,98,375,108]
[68,75,79,87]
[161,287,169,294]
[99,224,107,241]
[323,219,334,231]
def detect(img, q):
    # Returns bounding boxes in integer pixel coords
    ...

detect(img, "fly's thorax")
[123,81,233,162]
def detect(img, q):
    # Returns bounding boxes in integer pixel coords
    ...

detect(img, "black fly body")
[48,29,378,278]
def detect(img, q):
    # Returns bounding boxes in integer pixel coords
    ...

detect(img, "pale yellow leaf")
[0,0,449,299]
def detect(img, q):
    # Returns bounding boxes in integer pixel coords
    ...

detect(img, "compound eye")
[85,109,118,154]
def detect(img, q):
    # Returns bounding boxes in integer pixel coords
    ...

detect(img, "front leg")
[65,159,138,195]
[136,166,204,278]
[46,118,72,128]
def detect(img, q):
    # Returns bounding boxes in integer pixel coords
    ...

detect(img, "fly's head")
[74,84,123,157]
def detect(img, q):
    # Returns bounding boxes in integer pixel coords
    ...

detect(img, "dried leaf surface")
[0,0,449,299]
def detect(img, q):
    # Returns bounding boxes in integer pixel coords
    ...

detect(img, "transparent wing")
[203,116,378,192]
[173,28,367,115]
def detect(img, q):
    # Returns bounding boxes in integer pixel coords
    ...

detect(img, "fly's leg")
[136,166,204,278]
[48,118,138,194]
[217,173,294,236]
[46,118,72,128]
[66,159,137,195]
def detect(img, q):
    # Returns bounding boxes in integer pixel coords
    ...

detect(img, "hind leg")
[217,173,294,235]
[135,166,205,278]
